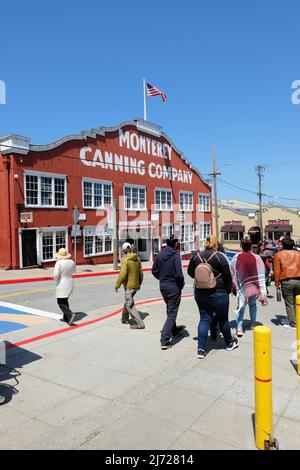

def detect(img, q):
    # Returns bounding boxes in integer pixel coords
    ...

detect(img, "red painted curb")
[6,294,194,351]
[0,265,189,286]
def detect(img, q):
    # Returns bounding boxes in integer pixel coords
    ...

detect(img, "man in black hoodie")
[152,238,185,350]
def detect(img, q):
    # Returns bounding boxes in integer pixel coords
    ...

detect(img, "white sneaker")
[236,328,244,337]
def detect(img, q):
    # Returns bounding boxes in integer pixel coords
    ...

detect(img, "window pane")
[54,178,65,206]
[26,175,39,205]
[94,183,102,208]
[55,231,66,252]
[42,232,54,260]
[84,182,93,207]
[41,177,52,206]
[104,185,112,206]
[95,236,103,254]
[84,236,93,256]
[105,236,112,252]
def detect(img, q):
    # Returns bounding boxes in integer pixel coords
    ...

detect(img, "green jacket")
[115,253,143,290]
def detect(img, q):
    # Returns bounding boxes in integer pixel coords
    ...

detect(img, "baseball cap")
[122,242,132,251]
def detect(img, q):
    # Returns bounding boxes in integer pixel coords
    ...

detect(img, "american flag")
[146,82,167,103]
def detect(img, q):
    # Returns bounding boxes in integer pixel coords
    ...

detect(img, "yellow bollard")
[254,326,274,450]
[296,295,300,376]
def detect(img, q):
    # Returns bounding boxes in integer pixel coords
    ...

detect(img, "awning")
[265,224,293,233]
[221,225,245,233]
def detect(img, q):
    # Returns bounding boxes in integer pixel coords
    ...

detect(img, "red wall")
[0,123,211,269]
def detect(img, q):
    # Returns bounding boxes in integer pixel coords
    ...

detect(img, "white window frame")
[83,226,113,257]
[24,171,67,209]
[123,184,147,211]
[198,193,210,212]
[82,178,113,210]
[154,188,173,211]
[39,227,68,262]
[199,222,211,244]
[179,191,194,212]
[180,223,194,253]
[162,224,174,243]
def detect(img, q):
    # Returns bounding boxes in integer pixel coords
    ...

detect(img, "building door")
[137,237,151,261]
[21,230,38,267]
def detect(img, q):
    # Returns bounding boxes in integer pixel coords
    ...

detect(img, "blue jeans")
[160,288,181,345]
[194,290,233,351]
[236,296,257,329]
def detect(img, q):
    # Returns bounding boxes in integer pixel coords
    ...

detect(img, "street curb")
[0,265,190,286]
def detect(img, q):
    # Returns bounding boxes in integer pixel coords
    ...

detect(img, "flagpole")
[143,78,147,121]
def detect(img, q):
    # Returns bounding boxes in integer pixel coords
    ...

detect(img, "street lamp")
[208,144,235,240]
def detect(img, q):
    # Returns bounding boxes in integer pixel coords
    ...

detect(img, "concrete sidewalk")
[0,288,300,450]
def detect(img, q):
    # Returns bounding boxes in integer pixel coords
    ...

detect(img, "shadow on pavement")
[74,312,88,321]
[138,311,149,321]
[290,360,298,373]
[271,315,287,326]
[0,343,43,406]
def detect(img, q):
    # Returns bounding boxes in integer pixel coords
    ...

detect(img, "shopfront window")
[41,229,67,261]
[223,231,244,241]
[83,227,112,257]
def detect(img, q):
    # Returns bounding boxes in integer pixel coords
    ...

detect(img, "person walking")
[231,239,268,337]
[152,238,185,350]
[187,235,238,359]
[274,237,300,328]
[54,248,76,325]
[115,242,145,329]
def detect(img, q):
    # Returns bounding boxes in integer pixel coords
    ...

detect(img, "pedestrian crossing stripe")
[0,302,61,334]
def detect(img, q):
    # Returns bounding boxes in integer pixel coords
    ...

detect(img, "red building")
[0,119,212,269]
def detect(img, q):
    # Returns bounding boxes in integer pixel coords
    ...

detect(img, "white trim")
[179,191,194,212]
[198,193,211,212]
[82,179,113,210]
[83,227,113,258]
[0,301,61,320]
[24,172,67,209]
[154,188,173,212]
[38,227,69,263]
[123,184,147,211]
[82,177,113,185]
[24,170,67,178]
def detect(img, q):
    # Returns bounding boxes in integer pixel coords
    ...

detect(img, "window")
[181,223,194,252]
[180,192,193,211]
[83,180,112,209]
[199,193,210,212]
[223,231,244,241]
[162,224,174,243]
[25,173,66,208]
[84,227,112,257]
[124,185,146,210]
[41,229,67,261]
[199,223,211,242]
[155,189,172,211]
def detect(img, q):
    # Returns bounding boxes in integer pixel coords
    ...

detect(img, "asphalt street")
[0,271,195,317]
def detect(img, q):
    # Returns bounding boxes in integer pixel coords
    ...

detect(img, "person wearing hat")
[115,242,145,329]
[53,248,76,325]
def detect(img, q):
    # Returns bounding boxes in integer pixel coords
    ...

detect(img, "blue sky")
[1,0,300,205]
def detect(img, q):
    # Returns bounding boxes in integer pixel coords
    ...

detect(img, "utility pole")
[255,165,265,236]
[112,197,118,270]
[211,144,220,239]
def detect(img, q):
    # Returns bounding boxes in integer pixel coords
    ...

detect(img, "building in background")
[215,199,300,249]
[0,119,211,269]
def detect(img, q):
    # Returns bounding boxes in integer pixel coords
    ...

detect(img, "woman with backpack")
[187,236,238,359]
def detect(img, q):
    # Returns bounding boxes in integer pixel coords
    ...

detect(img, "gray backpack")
[194,252,219,289]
